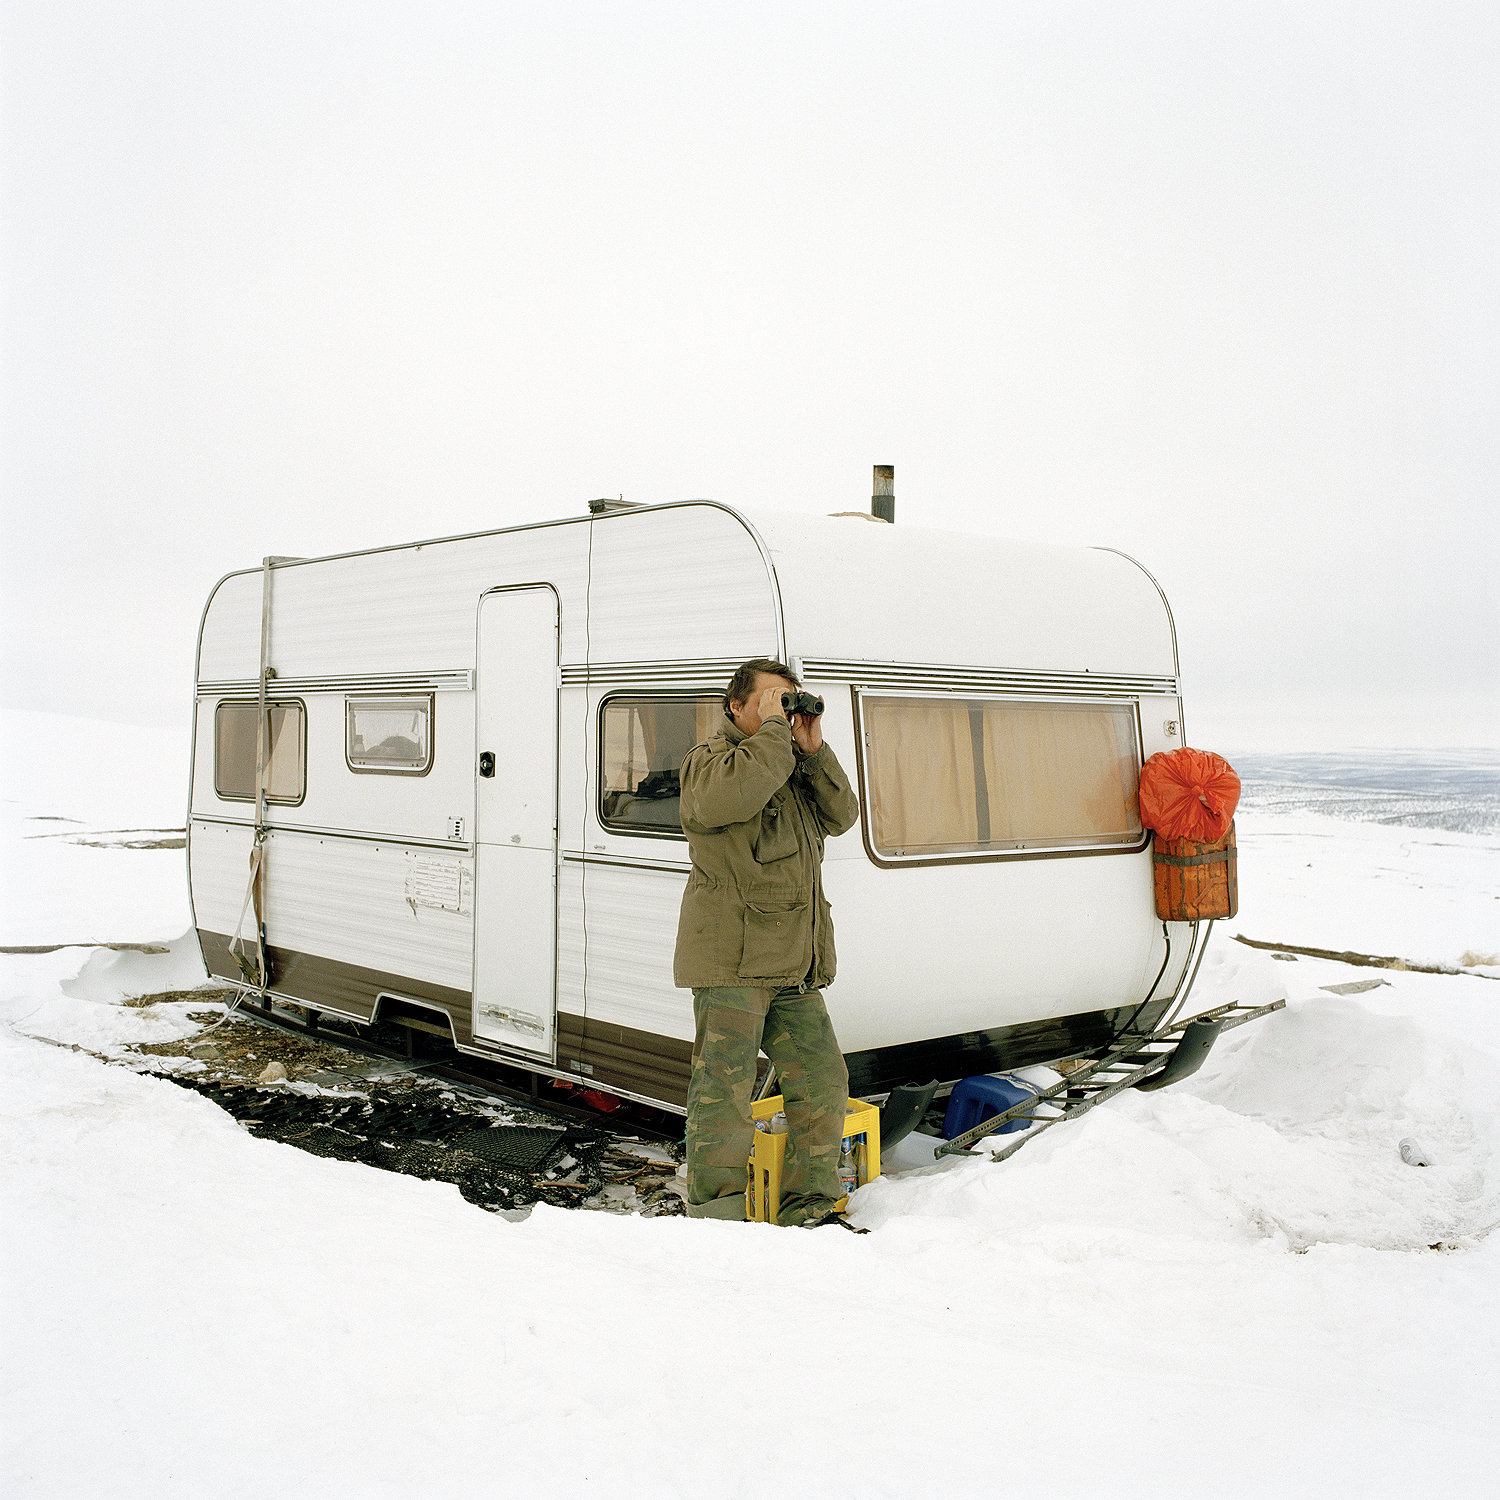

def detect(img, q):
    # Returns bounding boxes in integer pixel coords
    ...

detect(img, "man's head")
[725,658,799,737]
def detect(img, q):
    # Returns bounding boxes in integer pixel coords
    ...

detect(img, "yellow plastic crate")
[745,1095,882,1223]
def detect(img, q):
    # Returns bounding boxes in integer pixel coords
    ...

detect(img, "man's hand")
[789,711,823,755]
[756,686,787,726]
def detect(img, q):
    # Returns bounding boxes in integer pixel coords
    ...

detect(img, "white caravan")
[187,500,1201,1111]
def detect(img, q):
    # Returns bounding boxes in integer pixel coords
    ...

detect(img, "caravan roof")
[196,501,1177,690]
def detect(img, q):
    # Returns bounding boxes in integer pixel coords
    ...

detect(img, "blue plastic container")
[942,1073,1040,1139]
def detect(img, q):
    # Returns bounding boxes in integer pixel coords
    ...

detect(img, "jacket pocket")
[739,900,811,980]
[752,804,799,865]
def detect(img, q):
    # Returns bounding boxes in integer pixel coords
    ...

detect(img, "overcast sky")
[2,1,1496,753]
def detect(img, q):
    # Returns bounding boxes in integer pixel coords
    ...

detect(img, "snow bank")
[859,988,1500,1256]
[4,715,1500,1495]
[1229,811,1500,971]
[4,1022,1498,1500]
[0,709,189,831]
[0,932,216,1053]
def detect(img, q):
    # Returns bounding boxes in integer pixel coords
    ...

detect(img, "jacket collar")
[720,715,744,745]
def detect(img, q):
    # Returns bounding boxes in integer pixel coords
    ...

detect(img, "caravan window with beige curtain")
[213,700,306,804]
[860,694,1142,860]
[599,695,723,836]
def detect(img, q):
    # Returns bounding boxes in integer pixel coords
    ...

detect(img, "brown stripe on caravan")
[559,1013,694,1109]
[196,930,472,1036]
[197,931,689,1106]
[557,1009,585,1065]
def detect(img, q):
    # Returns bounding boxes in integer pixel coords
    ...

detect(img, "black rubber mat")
[150,1072,615,1211]
[259,1123,372,1163]
[450,1125,567,1171]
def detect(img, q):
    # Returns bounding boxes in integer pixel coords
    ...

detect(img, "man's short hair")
[724,658,799,714]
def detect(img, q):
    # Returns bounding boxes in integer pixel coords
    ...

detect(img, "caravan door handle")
[479,751,495,778]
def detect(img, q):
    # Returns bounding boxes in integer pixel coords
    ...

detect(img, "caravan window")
[213,700,306,804]
[858,693,1143,863]
[346,696,434,774]
[599,696,722,837]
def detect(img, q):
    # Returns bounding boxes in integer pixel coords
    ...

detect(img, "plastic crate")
[745,1095,881,1223]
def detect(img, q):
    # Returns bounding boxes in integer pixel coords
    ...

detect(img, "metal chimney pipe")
[872,464,895,523]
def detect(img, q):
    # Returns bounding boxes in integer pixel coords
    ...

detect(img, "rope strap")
[1154,847,1233,868]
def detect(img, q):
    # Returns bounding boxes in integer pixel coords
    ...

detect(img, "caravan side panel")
[189,503,782,1079]
[196,504,780,686]
[190,819,474,1029]
[560,858,694,1103]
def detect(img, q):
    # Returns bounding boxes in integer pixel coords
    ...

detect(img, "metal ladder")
[933,996,1287,1162]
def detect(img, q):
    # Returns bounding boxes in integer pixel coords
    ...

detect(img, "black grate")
[451,1124,568,1172]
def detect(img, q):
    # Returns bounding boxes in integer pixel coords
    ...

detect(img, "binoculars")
[781,690,825,718]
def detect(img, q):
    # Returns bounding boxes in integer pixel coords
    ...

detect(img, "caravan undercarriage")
[934,995,1288,1161]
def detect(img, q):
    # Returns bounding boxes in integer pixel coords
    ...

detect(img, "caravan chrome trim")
[190,498,771,580]
[372,989,460,1039]
[801,658,1177,697]
[1093,547,1181,679]
[562,657,743,689]
[198,670,473,696]
[197,930,469,1030]
[193,500,780,639]
[190,815,476,856]
[1092,546,1185,739]
[224,978,369,1029]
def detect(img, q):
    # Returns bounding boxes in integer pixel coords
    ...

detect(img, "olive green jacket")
[673,715,860,990]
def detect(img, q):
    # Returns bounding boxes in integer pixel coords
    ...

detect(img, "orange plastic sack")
[1138,748,1241,843]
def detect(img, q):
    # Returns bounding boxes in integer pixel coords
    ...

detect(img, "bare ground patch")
[119,989,686,1218]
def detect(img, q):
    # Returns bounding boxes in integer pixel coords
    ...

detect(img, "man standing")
[674,659,860,1225]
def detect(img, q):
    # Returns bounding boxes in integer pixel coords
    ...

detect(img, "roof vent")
[588,497,640,515]
[872,465,894,524]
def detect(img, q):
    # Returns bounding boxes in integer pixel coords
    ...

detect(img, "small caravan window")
[599,696,722,837]
[859,694,1143,862]
[346,696,434,774]
[214,700,306,804]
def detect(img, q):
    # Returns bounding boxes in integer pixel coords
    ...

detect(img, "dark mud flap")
[879,1080,940,1150]
[1133,1017,1224,1093]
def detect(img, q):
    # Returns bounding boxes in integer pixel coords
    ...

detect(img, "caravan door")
[472,585,559,1059]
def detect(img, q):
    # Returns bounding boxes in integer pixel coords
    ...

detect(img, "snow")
[0,710,192,946]
[3,717,1499,1497]
[1228,811,1500,972]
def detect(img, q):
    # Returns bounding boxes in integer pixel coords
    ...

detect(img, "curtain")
[864,698,979,853]
[865,696,1141,855]
[981,701,1140,846]
[214,702,303,802]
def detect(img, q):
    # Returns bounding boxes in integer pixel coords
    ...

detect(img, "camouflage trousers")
[684,985,849,1225]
